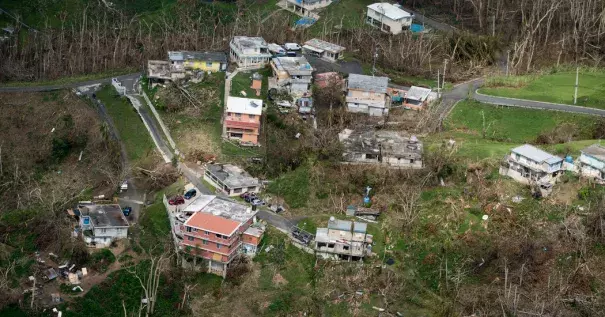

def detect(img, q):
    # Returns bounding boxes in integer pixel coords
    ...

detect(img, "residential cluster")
[500,143,605,197]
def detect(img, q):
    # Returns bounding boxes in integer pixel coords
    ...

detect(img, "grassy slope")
[442,99,598,160]
[97,85,155,163]
[479,71,605,109]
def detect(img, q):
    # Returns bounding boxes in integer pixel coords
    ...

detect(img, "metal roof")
[511,144,562,164]
[367,3,412,20]
[406,86,432,101]
[168,51,227,63]
[226,97,263,115]
[272,56,314,76]
[303,38,345,53]
[347,74,389,93]
[581,144,605,162]
[353,222,367,233]
[328,219,352,231]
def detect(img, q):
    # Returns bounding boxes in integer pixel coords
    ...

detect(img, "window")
[235,113,241,118]
[186,227,192,232]
[227,112,231,116]
[206,62,213,67]
[188,236,194,241]
[343,245,350,251]
[216,233,222,238]
[100,228,107,234]
[205,231,209,235]
[317,242,327,248]
[217,243,221,249]
[249,114,256,119]
[327,243,335,248]
[248,186,257,192]
[202,240,208,245]
[233,188,242,194]
[410,159,414,164]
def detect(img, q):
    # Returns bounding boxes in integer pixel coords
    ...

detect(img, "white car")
[268,43,286,56]
[284,43,301,51]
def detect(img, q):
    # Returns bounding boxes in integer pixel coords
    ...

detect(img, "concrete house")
[229,36,272,69]
[579,144,605,182]
[168,51,228,74]
[499,144,563,188]
[224,97,263,145]
[269,56,314,97]
[147,60,172,82]
[303,38,346,63]
[180,195,263,277]
[339,128,423,168]
[346,74,390,116]
[203,164,261,196]
[314,217,373,261]
[366,3,414,35]
[78,204,129,248]
[285,0,332,16]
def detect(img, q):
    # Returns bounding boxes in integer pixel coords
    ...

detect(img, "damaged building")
[203,164,261,196]
[269,56,314,97]
[314,217,373,261]
[338,128,423,168]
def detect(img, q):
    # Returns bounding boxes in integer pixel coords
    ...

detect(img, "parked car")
[184,189,197,200]
[284,43,301,51]
[268,43,286,56]
[251,198,265,206]
[169,196,185,205]
[245,194,258,203]
[122,207,132,217]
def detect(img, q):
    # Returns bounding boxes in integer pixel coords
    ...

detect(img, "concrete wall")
[366,9,412,35]
[183,60,226,72]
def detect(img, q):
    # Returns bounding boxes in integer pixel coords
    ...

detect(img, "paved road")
[0,73,142,92]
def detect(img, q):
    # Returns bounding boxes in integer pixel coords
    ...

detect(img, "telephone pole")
[573,66,579,105]
[437,69,441,98]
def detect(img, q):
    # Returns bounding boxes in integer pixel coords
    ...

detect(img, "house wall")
[242,233,261,246]
[509,153,561,173]
[366,9,412,35]
[183,60,225,72]
[383,156,423,168]
[229,43,271,68]
[93,227,128,240]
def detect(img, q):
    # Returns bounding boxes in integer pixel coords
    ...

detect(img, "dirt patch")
[272,273,288,286]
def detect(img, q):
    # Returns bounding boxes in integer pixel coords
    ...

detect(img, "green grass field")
[97,85,155,163]
[0,69,138,87]
[479,70,605,109]
[443,100,598,160]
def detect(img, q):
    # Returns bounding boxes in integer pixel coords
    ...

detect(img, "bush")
[89,249,116,273]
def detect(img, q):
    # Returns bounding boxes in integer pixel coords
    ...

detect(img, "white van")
[284,43,301,51]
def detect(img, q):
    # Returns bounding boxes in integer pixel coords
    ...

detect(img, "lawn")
[230,68,272,100]
[447,100,597,144]
[97,85,155,163]
[266,164,311,209]
[479,70,605,109]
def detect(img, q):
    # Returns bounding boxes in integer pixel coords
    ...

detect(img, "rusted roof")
[185,212,241,236]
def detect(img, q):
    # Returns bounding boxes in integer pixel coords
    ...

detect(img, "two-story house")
[269,56,314,97]
[224,97,263,145]
[78,203,129,248]
[366,3,414,35]
[314,217,373,261]
[203,164,261,196]
[180,195,263,277]
[346,74,390,116]
[285,0,332,17]
[229,36,272,69]
[302,38,346,63]
[500,144,563,187]
[579,144,605,182]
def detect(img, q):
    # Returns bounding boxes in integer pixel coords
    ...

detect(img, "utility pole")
[492,15,495,37]
[574,66,579,105]
[437,69,441,98]
[442,59,448,90]
[372,49,378,77]
[506,50,510,76]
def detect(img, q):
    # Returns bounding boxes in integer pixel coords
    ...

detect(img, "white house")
[366,3,414,35]
[302,38,345,63]
[499,144,563,189]
[345,74,390,116]
[229,36,272,69]
[285,0,332,16]
[579,144,605,182]
[269,56,314,97]
[204,164,261,196]
[78,204,129,248]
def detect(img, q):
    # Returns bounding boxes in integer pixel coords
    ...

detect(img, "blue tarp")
[295,17,317,26]
[411,23,425,33]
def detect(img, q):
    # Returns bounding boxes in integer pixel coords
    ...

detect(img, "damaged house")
[78,203,129,248]
[338,128,423,168]
[314,217,373,261]
[499,144,563,194]
[269,56,314,97]
[346,74,390,117]
[578,144,605,182]
[203,164,261,197]
[303,38,346,63]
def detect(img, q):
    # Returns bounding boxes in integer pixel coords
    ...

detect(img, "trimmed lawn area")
[447,100,596,143]
[230,68,272,100]
[479,70,605,109]
[266,164,310,209]
[97,85,155,163]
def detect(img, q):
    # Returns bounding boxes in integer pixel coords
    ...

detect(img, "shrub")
[89,249,116,273]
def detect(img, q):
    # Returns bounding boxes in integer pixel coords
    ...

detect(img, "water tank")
[329,216,336,221]
[565,156,573,163]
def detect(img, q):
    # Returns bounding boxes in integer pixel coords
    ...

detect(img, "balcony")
[181,241,242,263]
[184,231,239,246]
[224,119,260,130]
